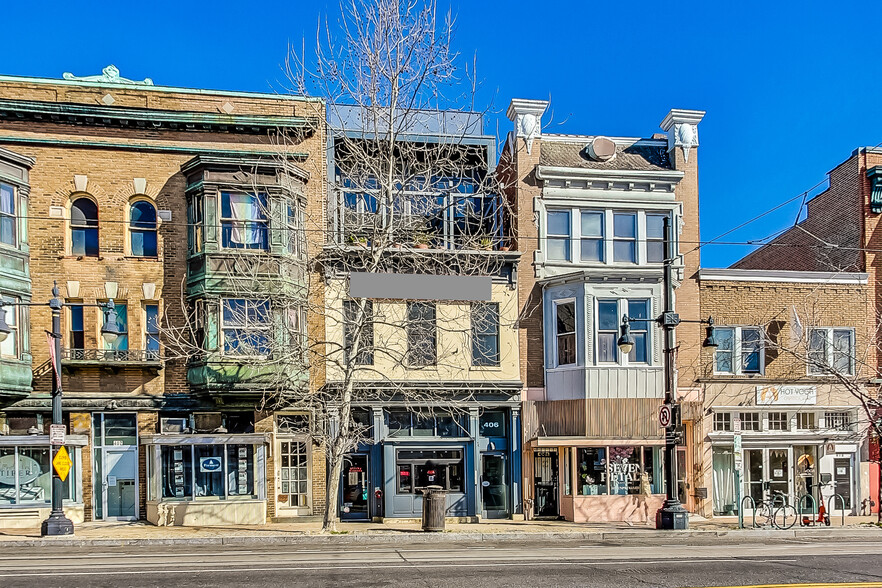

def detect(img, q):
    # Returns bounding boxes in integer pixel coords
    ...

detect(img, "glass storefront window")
[396,449,464,493]
[577,448,607,495]
[609,446,641,495]
[712,446,736,516]
[227,445,255,498]
[156,443,263,500]
[0,445,79,505]
[161,445,193,499]
[576,446,662,496]
[194,445,224,498]
[562,448,572,496]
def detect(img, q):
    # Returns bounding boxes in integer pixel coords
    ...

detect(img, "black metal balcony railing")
[61,348,162,363]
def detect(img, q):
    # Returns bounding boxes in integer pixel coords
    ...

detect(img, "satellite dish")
[587,136,616,161]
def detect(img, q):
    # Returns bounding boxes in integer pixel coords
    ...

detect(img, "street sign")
[734,433,743,470]
[659,404,672,428]
[52,446,72,482]
[49,424,66,446]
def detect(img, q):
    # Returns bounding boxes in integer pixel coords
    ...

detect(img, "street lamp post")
[0,282,120,536]
[616,217,717,530]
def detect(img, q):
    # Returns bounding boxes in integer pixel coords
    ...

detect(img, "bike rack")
[831,494,847,527]
[797,493,817,526]
[739,495,757,529]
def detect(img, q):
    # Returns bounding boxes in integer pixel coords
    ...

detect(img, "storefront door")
[744,447,792,507]
[533,450,558,518]
[341,454,370,520]
[92,413,138,521]
[481,454,508,519]
[833,457,852,510]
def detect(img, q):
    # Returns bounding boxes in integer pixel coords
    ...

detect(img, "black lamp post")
[616,216,718,530]
[0,282,120,536]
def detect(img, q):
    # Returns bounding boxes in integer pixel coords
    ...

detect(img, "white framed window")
[595,298,651,366]
[713,412,732,432]
[0,295,18,358]
[580,211,604,262]
[824,411,853,431]
[554,300,576,366]
[714,326,763,375]
[808,328,855,376]
[768,412,789,431]
[612,213,637,263]
[797,412,817,430]
[546,210,571,261]
[739,412,760,431]
[545,208,672,266]
[221,299,271,356]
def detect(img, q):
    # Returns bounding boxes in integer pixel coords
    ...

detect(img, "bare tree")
[279,0,513,531]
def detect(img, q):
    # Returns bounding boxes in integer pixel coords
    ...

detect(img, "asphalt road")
[0,539,879,588]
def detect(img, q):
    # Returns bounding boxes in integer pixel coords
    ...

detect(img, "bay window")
[220,192,268,250]
[0,182,15,246]
[0,296,18,358]
[221,299,271,356]
[554,300,576,366]
[596,298,651,365]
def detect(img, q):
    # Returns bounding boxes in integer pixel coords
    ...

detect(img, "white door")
[102,447,138,520]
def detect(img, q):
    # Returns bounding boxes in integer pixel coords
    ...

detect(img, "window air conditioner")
[160,418,189,434]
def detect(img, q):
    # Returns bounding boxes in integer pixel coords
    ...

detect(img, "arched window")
[130,201,158,257]
[71,197,99,256]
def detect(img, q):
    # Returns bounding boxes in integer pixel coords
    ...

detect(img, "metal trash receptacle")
[421,485,447,532]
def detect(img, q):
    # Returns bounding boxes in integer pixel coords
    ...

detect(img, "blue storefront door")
[341,454,370,520]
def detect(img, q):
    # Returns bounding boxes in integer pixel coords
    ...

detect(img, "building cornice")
[0,73,322,103]
[536,165,684,185]
[699,268,868,285]
[0,98,317,133]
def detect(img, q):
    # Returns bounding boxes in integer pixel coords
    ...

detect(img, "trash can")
[421,485,447,532]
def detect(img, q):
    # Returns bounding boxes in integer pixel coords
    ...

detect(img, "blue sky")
[3,0,881,268]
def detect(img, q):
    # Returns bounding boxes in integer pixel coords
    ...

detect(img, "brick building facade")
[697,269,872,519]
[0,67,327,527]
[498,100,706,522]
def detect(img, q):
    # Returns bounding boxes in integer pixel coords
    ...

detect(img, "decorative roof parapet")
[62,64,154,86]
[506,99,549,155]
[659,109,705,163]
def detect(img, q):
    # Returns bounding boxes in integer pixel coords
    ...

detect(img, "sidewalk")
[0,516,879,548]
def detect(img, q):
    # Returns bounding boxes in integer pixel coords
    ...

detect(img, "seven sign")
[53,446,72,482]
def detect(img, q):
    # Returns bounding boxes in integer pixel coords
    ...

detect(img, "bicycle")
[753,487,796,529]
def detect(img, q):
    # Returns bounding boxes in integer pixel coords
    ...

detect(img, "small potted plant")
[348,235,368,247]
[478,237,493,251]
[499,240,511,252]
[413,231,432,249]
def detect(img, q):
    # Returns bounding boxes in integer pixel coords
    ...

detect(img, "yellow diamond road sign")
[53,446,72,482]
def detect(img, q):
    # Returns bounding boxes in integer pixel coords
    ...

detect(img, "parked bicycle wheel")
[773,505,797,529]
[754,504,773,528]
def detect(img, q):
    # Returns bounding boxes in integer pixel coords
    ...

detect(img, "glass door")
[103,448,137,519]
[745,449,764,506]
[340,454,369,520]
[481,454,508,519]
[533,450,558,518]
[768,448,790,499]
[92,413,138,521]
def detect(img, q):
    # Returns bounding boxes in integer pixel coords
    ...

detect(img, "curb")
[0,527,878,549]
